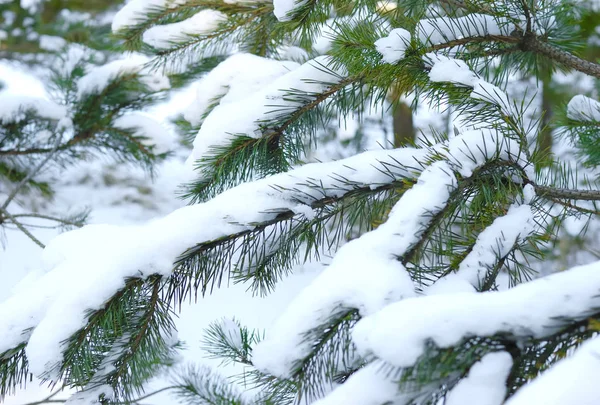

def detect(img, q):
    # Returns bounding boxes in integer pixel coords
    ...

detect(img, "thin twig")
[2,134,62,210]
[20,385,65,405]
[18,385,179,405]
[11,213,85,228]
[0,206,45,248]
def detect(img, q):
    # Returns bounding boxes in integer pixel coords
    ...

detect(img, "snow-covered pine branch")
[0,145,427,387]
[5,0,600,403]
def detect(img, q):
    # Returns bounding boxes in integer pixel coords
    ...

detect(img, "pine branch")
[0,344,29,398]
[1,133,62,210]
[177,179,413,265]
[521,33,600,79]
[533,185,600,201]
[187,76,360,201]
[0,207,45,248]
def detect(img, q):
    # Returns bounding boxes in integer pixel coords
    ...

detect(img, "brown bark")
[392,102,415,147]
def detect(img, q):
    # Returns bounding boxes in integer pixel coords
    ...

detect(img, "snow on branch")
[428,187,536,294]
[375,12,515,66]
[0,94,68,124]
[184,55,344,171]
[274,0,308,22]
[183,53,299,127]
[142,10,227,49]
[311,362,417,405]
[417,14,513,46]
[353,259,600,368]
[76,55,170,99]
[425,53,521,120]
[375,28,411,64]
[112,0,191,33]
[252,130,528,379]
[253,159,455,377]
[444,352,513,405]
[0,145,426,379]
[506,335,600,405]
[566,94,600,122]
[113,113,175,155]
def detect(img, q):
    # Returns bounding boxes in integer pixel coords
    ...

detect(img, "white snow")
[507,336,600,405]
[112,0,190,33]
[219,318,243,351]
[445,352,512,405]
[142,10,227,49]
[375,28,411,64]
[443,128,525,177]
[353,259,600,368]
[20,0,41,11]
[566,94,600,122]
[0,94,67,123]
[77,55,170,98]
[252,129,526,378]
[0,145,429,378]
[253,161,454,378]
[39,35,67,51]
[428,194,535,294]
[313,19,343,55]
[183,53,299,126]
[471,80,517,116]
[185,56,343,170]
[427,55,519,118]
[312,363,414,405]
[277,45,310,63]
[113,113,175,154]
[427,55,478,86]
[273,0,307,21]
[417,14,511,46]
[77,55,170,99]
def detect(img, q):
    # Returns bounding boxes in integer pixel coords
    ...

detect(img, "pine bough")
[4,0,600,404]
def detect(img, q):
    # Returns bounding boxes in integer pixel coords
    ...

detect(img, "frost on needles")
[4,0,600,404]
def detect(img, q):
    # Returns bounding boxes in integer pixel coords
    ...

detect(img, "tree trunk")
[392,102,415,147]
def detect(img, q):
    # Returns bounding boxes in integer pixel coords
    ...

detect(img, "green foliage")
[5,0,600,404]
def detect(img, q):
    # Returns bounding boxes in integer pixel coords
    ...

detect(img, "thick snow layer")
[0,146,427,378]
[428,191,535,294]
[253,159,454,377]
[567,94,600,122]
[417,14,510,46]
[142,10,227,49]
[0,94,67,124]
[113,113,175,154]
[443,128,525,177]
[185,56,342,169]
[471,80,516,116]
[183,53,299,126]
[277,45,310,63]
[312,363,413,405]
[353,259,600,368]
[313,19,341,55]
[273,0,307,21]
[39,35,67,51]
[507,336,600,405]
[427,55,518,119]
[427,55,478,86]
[445,352,512,405]
[252,129,526,378]
[77,55,170,99]
[375,28,411,64]
[20,0,42,11]
[112,0,190,33]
